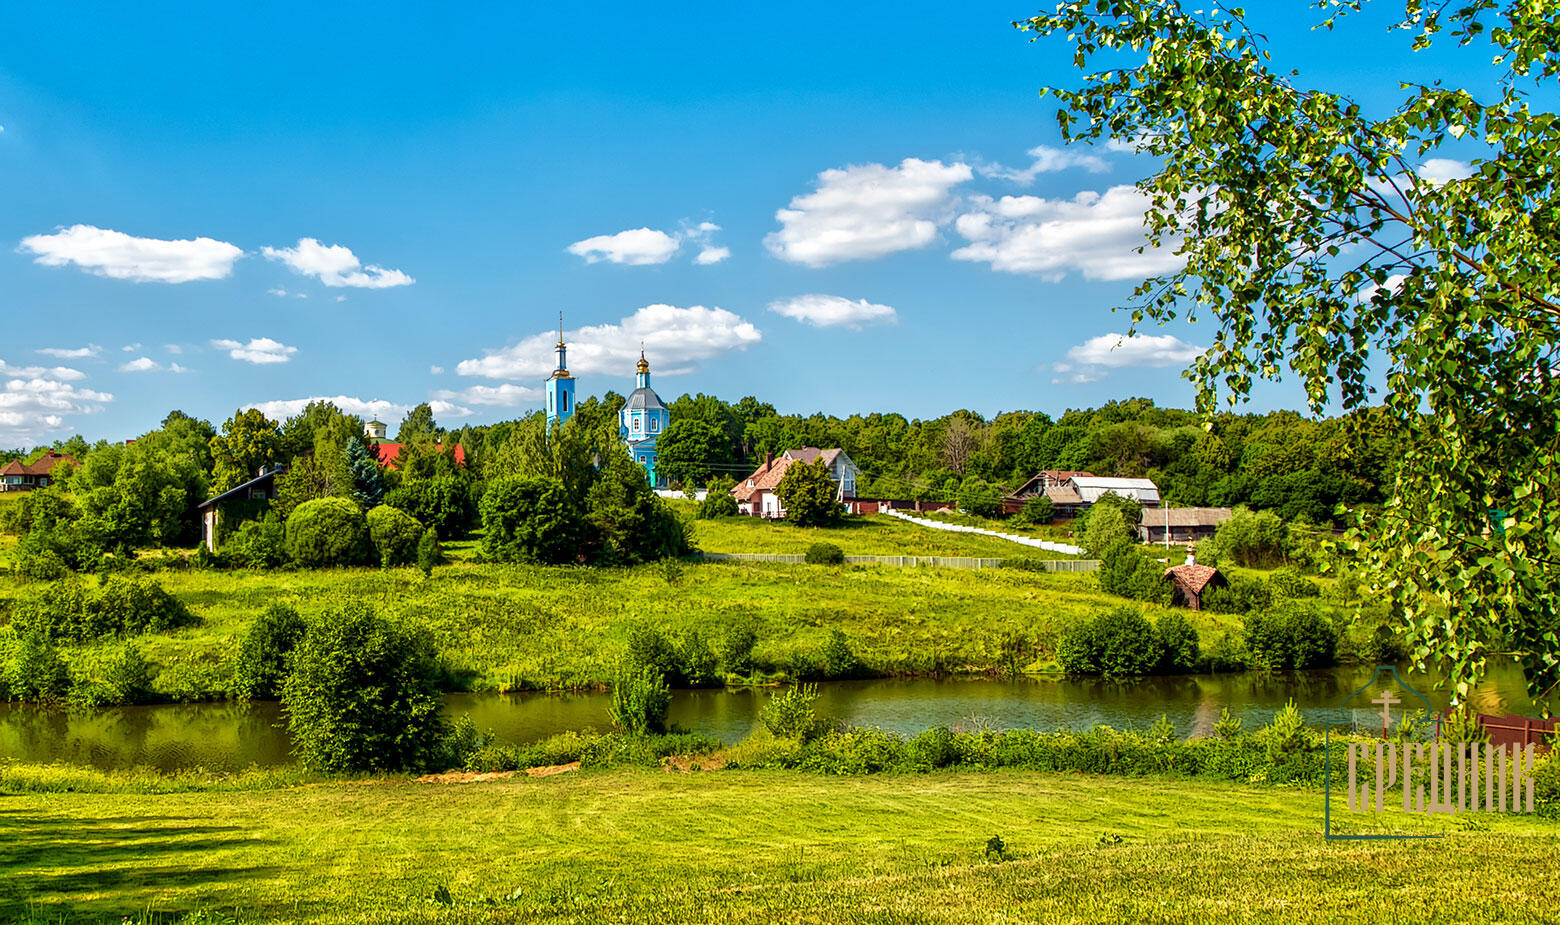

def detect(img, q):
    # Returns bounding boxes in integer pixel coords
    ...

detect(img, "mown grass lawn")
[0,561,1248,695]
[679,510,1074,560]
[1,768,1552,924]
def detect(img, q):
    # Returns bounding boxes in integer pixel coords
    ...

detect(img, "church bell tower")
[545,314,574,433]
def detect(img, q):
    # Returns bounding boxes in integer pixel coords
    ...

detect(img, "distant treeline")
[0,395,1399,560]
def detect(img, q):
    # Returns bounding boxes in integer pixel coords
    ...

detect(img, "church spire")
[554,312,569,376]
[636,345,650,388]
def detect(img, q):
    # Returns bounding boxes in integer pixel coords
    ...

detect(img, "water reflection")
[0,663,1535,773]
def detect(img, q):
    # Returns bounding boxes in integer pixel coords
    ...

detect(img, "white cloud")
[120,343,141,352]
[267,287,308,299]
[567,227,682,265]
[1417,158,1474,185]
[431,383,543,407]
[429,365,445,375]
[977,145,1110,184]
[951,186,1184,281]
[37,345,100,359]
[767,294,897,329]
[0,375,113,445]
[765,158,973,266]
[116,356,186,374]
[242,395,472,424]
[261,238,414,288]
[165,344,184,355]
[18,224,243,283]
[1358,273,1407,303]
[1051,332,1205,384]
[457,304,762,381]
[335,295,347,303]
[211,337,298,365]
[0,360,87,382]
[566,221,729,267]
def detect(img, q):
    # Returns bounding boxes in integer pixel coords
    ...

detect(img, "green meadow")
[3,557,1239,696]
[1,765,1552,924]
[676,508,1076,559]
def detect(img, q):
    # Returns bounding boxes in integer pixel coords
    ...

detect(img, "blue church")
[544,322,670,488]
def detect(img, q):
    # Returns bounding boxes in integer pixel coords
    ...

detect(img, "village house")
[1138,507,1233,545]
[1162,544,1228,610]
[732,447,861,518]
[0,451,77,492]
[196,464,284,552]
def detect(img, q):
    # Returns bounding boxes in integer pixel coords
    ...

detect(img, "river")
[0,664,1538,773]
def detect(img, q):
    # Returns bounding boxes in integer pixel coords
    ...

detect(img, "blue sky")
[0,1,1482,445]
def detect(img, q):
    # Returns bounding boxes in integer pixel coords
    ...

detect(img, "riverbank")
[3,766,1554,924]
[0,560,1256,699]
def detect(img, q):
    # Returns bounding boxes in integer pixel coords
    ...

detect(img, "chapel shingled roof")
[1163,562,1224,595]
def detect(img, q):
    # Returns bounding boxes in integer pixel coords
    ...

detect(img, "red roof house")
[1162,546,1228,610]
[0,452,77,492]
[372,443,466,471]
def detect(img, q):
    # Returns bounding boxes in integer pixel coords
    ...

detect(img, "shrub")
[282,602,446,773]
[761,683,827,741]
[804,542,844,565]
[677,630,720,688]
[1203,507,1289,569]
[1097,543,1174,605]
[1268,566,1320,600]
[609,665,671,735]
[820,629,864,679]
[1245,605,1338,669]
[284,498,372,568]
[957,478,1005,518]
[385,475,477,541]
[92,575,196,635]
[624,625,683,686]
[11,576,194,643]
[696,486,739,519]
[908,725,961,769]
[73,644,157,706]
[720,623,758,676]
[416,528,440,577]
[1259,699,1311,762]
[1155,612,1201,674]
[231,603,307,699]
[367,505,424,567]
[479,476,585,565]
[223,514,286,569]
[6,635,71,702]
[1202,573,1273,614]
[1016,495,1055,525]
[1056,607,1165,678]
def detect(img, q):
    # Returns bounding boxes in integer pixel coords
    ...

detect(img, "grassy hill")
[2,766,1551,923]
[0,560,1244,697]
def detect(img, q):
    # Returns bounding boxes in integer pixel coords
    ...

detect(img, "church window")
[633,417,641,432]
[561,392,569,413]
[650,417,659,434]
[639,455,647,464]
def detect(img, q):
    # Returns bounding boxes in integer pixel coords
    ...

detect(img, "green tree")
[1022,1,1560,700]
[231,603,307,699]
[696,476,740,519]
[479,476,585,564]
[774,459,842,528]
[1081,505,1133,558]
[584,447,691,565]
[282,602,445,772]
[395,402,439,444]
[657,419,731,487]
[210,409,282,492]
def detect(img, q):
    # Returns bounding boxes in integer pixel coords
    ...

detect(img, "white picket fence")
[885,508,1085,556]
